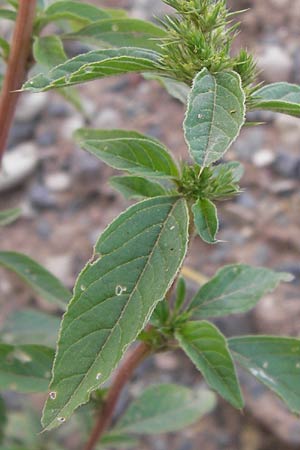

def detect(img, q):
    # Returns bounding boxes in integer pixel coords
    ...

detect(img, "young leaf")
[174,277,186,313]
[75,129,179,178]
[0,207,21,226]
[0,309,60,348]
[22,48,161,92]
[0,344,53,393]
[33,36,84,113]
[0,395,7,444]
[192,198,219,244]
[43,1,111,26]
[184,68,245,166]
[229,336,300,414]
[189,264,292,318]
[176,321,244,409]
[42,196,189,430]
[213,161,244,183]
[65,18,167,52]
[110,176,167,199]
[0,252,71,308]
[252,82,300,117]
[114,384,216,434]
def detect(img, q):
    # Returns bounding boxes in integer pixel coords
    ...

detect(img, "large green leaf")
[229,336,300,414]
[0,207,21,227]
[252,82,300,117]
[42,0,111,26]
[184,68,245,166]
[100,434,138,449]
[176,321,243,409]
[0,344,53,393]
[65,18,166,51]
[22,48,161,92]
[75,129,179,178]
[114,384,216,434]
[33,35,84,113]
[0,309,60,348]
[0,252,71,308]
[192,198,219,244]
[0,395,6,444]
[42,196,189,430]
[189,264,292,318]
[0,8,16,21]
[110,176,167,199]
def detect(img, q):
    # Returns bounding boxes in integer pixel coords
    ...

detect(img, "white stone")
[15,92,48,121]
[45,172,71,192]
[0,142,38,191]
[252,149,275,167]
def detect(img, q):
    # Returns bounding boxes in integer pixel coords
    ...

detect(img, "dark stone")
[29,183,57,209]
[272,152,298,178]
[7,122,36,149]
[36,130,57,147]
[47,102,71,118]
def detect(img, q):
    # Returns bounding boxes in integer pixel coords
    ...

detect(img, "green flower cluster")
[159,0,257,96]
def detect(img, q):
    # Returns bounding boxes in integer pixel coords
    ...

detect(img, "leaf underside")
[189,264,292,318]
[252,82,300,117]
[192,198,219,244]
[42,196,189,430]
[75,129,179,178]
[176,321,244,409]
[184,68,245,166]
[0,251,71,308]
[229,336,300,414]
[114,384,216,434]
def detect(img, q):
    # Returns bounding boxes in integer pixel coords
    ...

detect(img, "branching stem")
[0,0,37,163]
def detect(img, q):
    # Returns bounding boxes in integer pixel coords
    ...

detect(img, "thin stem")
[83,341,151,450]
[0,0,37,163]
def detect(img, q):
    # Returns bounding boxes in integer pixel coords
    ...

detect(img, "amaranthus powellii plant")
[0,1,300,449]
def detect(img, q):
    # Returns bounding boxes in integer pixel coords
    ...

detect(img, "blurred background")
[0,0,300,449]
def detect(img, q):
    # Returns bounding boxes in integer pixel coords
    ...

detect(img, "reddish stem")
[0,0,37,163]
[83,342,150,450]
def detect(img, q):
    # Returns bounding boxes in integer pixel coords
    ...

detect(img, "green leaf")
[43,1,111,26]
[229,336,300,414]
[0,8,16,21]
[33,35,84,114]
[75,129,179,178]
[176,321,243,409]
[143,74,190,104]
[114,384,216,434]
[189,264,292,318]
[0,207,21,226]
[42,196,189,430]
[100,434,138,449]
[0,395,7,444]
[174,277,186,313]
[0,37,9,60]
[192,198,219,244]
[65,18,166,51]
[0,251,71,308]
[22,48,161,92]
[33,35,67,68]
[213,161,244,183]
[110,176,167,199]
[0,309,60,348]
[0,344,53,393]
[184,68,245,166]
[252,82,300,117]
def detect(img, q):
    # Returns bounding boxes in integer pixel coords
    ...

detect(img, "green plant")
[1,1,300,449]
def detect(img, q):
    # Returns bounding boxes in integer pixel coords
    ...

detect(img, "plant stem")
[0,0,37,164]
[83,341,151,450]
